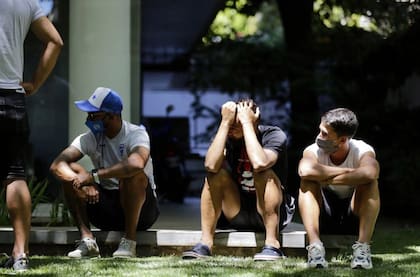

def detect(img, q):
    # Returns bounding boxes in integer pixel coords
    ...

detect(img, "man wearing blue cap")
[50,87,159,258]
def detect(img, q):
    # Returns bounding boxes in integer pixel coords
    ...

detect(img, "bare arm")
[237,102,277,172]
[96,146,150,180]
[204,101,236,172]
[22,16,63,95]
[330,152,379,186]
[298,149,353,183]
[50,146,84,182]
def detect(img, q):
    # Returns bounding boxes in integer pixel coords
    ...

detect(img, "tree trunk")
[276,0,319,195]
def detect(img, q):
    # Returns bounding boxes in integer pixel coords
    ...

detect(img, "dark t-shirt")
[225,125,288,193]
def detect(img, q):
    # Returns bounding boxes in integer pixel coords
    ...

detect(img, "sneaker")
[0,253,29,271]
[68,237,100,259]
[112,237,137,258]
[306,241,328,268]
[182,243,211,259]
[351,241,373,269]
[254,245,286,261]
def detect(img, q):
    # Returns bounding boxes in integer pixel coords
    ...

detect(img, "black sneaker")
[182,243,211,259]
[253,245,286,261]
[0,253,29,271]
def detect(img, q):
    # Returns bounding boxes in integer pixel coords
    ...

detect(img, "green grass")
[1,219,419,276]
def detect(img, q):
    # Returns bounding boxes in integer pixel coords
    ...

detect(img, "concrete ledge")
[0,222,306,249]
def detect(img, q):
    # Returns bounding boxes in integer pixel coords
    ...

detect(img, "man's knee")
[299,179,321,193]
[353,180,380,211]
[253,169,278,185]
[253,169,283,200]
[206,168,234,188]
[356,180,379,194]
[5,181,31,211]
[120,171,148,190]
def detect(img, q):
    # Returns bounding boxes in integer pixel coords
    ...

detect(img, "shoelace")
[353,243,370,258]
[15,256,28,265]
[75,239,96,251]
[307,244,324,259]
[119,239,131,249]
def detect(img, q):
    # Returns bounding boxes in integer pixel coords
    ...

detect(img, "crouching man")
[182,99,295,261]
[50,87,159,258]
[298,108,380,269]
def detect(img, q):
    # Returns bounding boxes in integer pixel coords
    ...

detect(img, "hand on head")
[221,100,259,126]
[220,101,237,126]
[236,101,260,125]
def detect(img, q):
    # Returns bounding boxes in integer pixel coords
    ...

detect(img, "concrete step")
[0,197,354,256]
[0,223,306,248]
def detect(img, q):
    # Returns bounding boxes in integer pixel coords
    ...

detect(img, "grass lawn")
[1,218,419,276]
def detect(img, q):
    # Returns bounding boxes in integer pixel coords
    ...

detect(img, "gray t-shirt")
[0,0,44,89]
[71,121,156,191]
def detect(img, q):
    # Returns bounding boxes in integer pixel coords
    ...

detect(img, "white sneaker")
[68,237,100,259]
[306,241,328,268]
[351,241,373,269]
[112,237,137,258]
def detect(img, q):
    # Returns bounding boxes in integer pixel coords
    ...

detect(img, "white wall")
[69,0,132,143]
[142,72,239,155]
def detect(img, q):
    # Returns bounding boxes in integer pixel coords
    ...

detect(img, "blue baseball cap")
[74,87,123,114]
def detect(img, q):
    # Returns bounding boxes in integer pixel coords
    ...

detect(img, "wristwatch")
[91,168,100,184]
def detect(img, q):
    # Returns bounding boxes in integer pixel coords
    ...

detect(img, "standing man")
[50,87,159,258]
[182,99,295,261]
[298,108,380,269]
[0,0,63,271]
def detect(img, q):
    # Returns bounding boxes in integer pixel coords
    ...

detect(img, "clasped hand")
[72,171,99,204]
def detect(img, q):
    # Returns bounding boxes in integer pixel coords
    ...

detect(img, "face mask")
[316,137,339,154]
[85,120,104,135]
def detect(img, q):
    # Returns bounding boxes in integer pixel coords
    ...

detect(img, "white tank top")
[306,139,375,199]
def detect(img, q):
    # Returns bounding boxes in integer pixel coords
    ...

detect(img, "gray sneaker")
[0,253,29,271]
[351,241,373,269]
[68,237,100,258]
[306,241,328,268]
[12,254,29,271]
[112,237,137,258]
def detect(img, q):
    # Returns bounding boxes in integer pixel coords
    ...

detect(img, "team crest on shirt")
[119,144,125,157]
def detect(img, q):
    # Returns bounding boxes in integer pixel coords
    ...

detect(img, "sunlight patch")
[407,246,420,252]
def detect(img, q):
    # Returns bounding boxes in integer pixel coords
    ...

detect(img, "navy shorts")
[319,188,359,235]
[217,191,295,232]
[86,182,160,231]
[0,89,29,181]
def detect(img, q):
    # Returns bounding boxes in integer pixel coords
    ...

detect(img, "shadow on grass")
[373,223,420,254]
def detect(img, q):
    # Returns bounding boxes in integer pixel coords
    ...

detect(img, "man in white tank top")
[298,108,380,270]
[50,87,159,259]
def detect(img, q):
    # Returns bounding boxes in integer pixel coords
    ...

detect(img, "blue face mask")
[85,120,104,135]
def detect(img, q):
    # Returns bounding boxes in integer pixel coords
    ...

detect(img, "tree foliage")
[188,0,420,211]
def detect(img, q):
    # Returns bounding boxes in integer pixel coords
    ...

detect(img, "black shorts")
[0,89,29,181]
[319,188,358,235]
[217,191,295,232]
[86,182,160,231]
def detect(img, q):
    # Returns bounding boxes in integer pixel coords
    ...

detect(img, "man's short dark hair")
[321,108,359,138]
